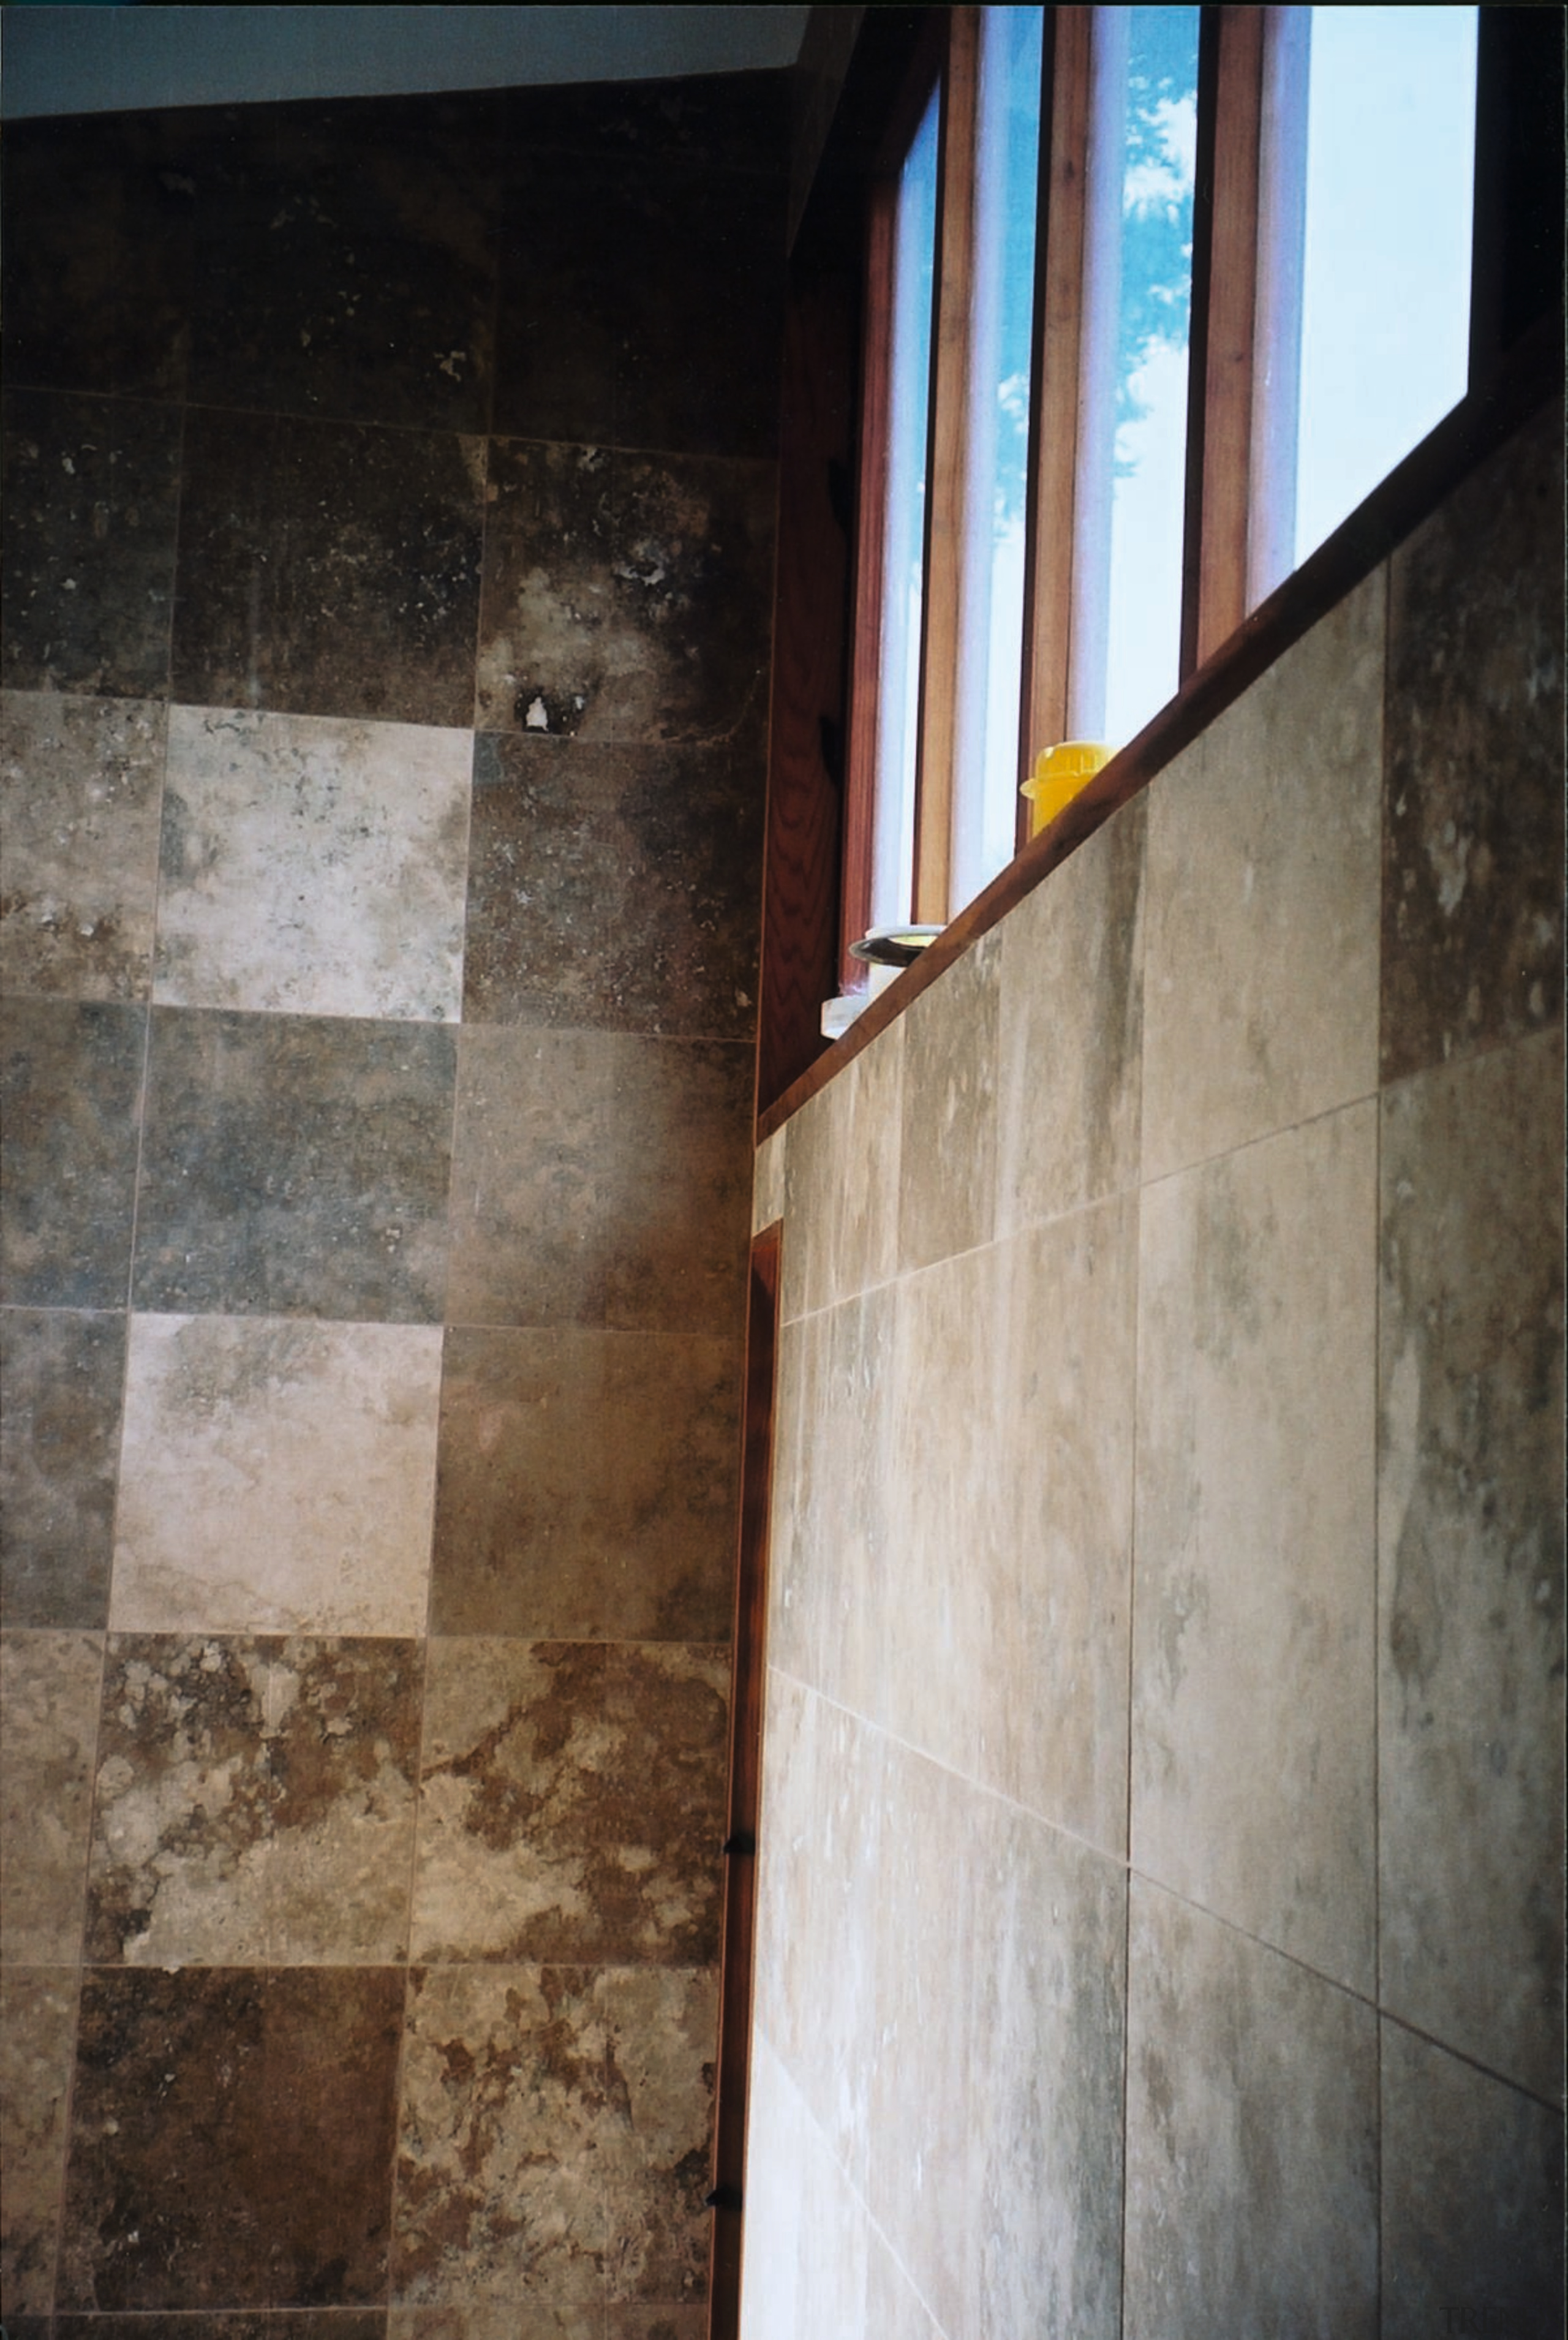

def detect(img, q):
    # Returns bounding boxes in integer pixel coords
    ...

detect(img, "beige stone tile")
[1141,569,1383,1182]
[970,1800,1126,2340]
[752,1122,787,1239]
[897,927,998,1274]
[1132,1102,1377,1990]
[864,1736,978,2338]
[1,690,165,1002]
[110,1314,442,1637]
[864,2229,943,2340]
[738,2034,872,2340]
[1381,2019,1564,2340]
[1123,1880,1378,2340]
[752,1675,884,2197]
[1,1966,78,2311]
[411,1640,728,1966]
[153,708,470,1021]
[86,1636,421,1966]
[1378,1032,1564,2099]
[598,1965,717,2305]
[996,791,1145,1234]
[1,1629,101,1963]
[783,1016,905,1317]
[766,1284,897,1726]
[394,1963,608,2306]
[978,1201,1136,1849]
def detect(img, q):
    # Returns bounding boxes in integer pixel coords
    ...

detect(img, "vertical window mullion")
[841,180,897,985]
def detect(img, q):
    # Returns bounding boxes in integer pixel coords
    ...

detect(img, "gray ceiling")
[0,4,814,120]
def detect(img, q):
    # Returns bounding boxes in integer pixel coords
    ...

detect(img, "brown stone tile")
[1122,1882,1378,2340]
[132,1010,454,1323]
[171,409,484,728]
[497,74,789,178]
[430,1326,741,1641]
[599,1966,717,2305]
[461,734,764,1040]
[1,1628,102,1964]
[606,2311,708,2340]
[1,1966,78,2312]
[895,926,1000,1275]
[60,1966,403,2309]
[1,1309,125,1629]
[1381,2020,1564,2340]
[474,442,774,745]
[1378,1030,1565,2100]
[1,114,194,401]
[58,2319,386,2340]
[411,1640,727,1966]
[392,1963,608,2305]
[1,392,182,698]
[445,1029,750,1336]
[1382,401,1564,1083]
[391,2312,595,2340]
[86,1636,420,1966]
[1,691,167,1003]
[1,999,145,1310]
[493,157,783,459]
[187,97,499,434]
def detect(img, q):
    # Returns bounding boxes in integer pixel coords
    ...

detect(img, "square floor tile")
[1,1308,125,1628]
[1,690,167,1002]
[1,998,145,1309]
[461,733,763,1040]
[60,1965,403,2309]
[475,442,774,744]
[133,1010,454,1323]
[172,407,484,727]
[2,391,182,698]
[445,1029,750,1334]
[0,1628,102,1963]
[154,707,470,1021]
[1,1967,79,2312]
[598,1966,717,2305]
[411,1640,727,1965]
[87,1634,421,1965]
[111,1314,442,1636]
[430,1326,741,1640]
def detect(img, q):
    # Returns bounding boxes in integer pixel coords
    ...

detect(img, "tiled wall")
[743,403,1564,2337]
[1,78,784,2336]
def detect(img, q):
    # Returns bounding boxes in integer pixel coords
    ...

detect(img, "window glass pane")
[1294,6,1476,565]
[1071,6,1199,750]
[871,81,940,930]
[950,4,1044,912]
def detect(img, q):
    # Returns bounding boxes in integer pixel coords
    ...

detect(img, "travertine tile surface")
[896,926,999,1275]
[446,1028,750,1334]
[1,690,165,1001]
[111,1315,442,1636]
[134,1011,454,1322]
[1378,1032,1565,2099]
[1,997,145,1308]
[0,1967,78,2311]
[430,1325,740,1640]
[61,1966,403,2309]
[1141,570,1384,1181]
[155,708,470,1021]
[1,1308,125,1628]
[86,1635,421,1964]
[412,1640,728,1965]
[1381,2019,1565,2340]
[1382,401,1564,1082]
[1122,1882,1378,2340]
[782,1015,903,1318]
[1,1628,102,1963]
[996,791,1145,1232]
[1133,1102,1377,1990]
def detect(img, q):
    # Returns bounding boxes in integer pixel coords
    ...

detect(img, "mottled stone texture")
[745,396,1562,2340]
[61,1966,404,2309]
[3,76,772,2325]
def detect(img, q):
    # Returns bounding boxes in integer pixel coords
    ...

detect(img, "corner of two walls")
[1,77,788,2332]
[744,398,1564,2336]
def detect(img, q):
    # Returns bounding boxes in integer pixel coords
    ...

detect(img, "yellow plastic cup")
[1020,739,1113,839]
